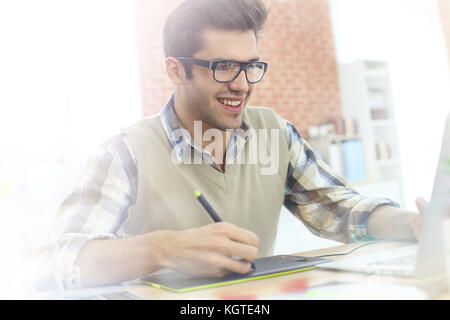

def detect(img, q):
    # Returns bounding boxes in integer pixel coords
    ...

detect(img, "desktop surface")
[119,241,445,300]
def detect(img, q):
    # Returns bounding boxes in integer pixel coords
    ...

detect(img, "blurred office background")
[0,0,449,271]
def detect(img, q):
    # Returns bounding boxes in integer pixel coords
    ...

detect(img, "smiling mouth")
[217,98,243,107]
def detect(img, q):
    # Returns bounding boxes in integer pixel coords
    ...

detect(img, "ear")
[165,57,186,85]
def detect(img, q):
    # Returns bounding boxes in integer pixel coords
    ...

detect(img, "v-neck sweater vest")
[122,106,290,257]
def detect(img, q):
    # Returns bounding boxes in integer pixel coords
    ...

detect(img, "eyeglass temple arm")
[177,57,213,69]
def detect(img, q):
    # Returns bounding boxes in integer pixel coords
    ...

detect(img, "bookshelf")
[337,60,404,206]
[308,134,366,182]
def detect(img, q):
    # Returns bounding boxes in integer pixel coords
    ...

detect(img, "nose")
[228,69,250,93]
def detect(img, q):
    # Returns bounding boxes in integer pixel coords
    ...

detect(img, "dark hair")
[163,0,268,79]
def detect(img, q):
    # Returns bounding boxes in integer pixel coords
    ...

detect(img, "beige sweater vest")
[122,106,290,257]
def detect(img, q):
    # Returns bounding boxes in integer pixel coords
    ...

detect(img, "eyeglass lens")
[214,61,265,83]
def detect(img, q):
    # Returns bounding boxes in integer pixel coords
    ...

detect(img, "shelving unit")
[337,60,404,206]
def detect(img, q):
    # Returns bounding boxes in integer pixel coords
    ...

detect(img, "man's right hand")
[157,222,259,278]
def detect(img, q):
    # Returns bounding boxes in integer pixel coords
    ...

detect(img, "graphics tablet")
[141,254,331,293]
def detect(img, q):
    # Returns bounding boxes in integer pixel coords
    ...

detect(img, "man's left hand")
[413,196,428,240]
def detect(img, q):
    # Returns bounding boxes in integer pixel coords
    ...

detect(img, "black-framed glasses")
[176,57,268,84]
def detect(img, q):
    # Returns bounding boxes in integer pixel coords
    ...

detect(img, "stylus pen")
[195,190,222,223]
[194,190,256,271]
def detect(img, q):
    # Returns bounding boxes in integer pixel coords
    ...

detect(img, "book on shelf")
[341,139,366,182]
[370,108,389,120]
[307,117,359,140]
[375,142,392,160]
[334,117,358,137]
[328,142,344,177]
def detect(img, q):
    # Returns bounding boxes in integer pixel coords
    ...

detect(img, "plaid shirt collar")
[160,94,253,170]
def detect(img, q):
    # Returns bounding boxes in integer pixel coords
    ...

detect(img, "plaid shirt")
[52,95,398,289]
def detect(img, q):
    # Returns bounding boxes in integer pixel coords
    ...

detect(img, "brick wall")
[134,0,342,137]
[439,0,450,71]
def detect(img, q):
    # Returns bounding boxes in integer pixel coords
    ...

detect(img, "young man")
[52,0,424,289]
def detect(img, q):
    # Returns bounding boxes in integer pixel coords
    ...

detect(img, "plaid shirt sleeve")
[280,117,399,243]
[51,132,137,289]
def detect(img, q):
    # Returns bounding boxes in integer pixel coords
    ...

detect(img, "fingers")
[413,197,428,240]
[174,248,254,277]
[415,196,428,214]
[171,251,253,278]
[214,222,260,247]
[211,237,258,264]
[207,222,259,261]
[162,223,259,278]
[199,223,259,276]
[207,253,254,276]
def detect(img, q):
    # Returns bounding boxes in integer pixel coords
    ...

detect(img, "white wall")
[0,0,143,297]
[0,0,142,236]
[328,0,450,210]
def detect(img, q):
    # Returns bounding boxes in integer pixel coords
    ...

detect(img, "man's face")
[182,29,259,131]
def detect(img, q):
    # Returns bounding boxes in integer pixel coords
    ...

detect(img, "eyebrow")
[212,57,260,62]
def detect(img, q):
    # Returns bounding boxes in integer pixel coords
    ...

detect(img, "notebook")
[141,255,330,293]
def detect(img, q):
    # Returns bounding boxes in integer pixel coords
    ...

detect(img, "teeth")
[220,98,241,107]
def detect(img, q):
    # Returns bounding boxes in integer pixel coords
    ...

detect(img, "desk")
[121,241,449,300]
